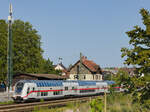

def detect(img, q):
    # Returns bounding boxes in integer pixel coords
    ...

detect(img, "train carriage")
[13,80,109,102]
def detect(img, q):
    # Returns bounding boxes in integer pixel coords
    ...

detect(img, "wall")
[69,74,102,80]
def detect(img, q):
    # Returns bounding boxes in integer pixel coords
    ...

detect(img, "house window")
[77,65,79,74]
[74,75,78,79]
[96,75,98,80]
[83,75,86,79]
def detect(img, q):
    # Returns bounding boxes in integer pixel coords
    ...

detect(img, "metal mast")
[7,3,13,92]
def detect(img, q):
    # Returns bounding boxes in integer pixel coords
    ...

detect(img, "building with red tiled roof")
[68,56,103,80]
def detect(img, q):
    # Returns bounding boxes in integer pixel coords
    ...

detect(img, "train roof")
[17,80,63,87]
[77,81,96,86]
[105,80,115,85]
[17,80,107,87]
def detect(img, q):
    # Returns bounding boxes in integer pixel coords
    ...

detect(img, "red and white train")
[12,80,113,102]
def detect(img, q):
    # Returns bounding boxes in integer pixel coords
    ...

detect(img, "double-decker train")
[12,80,115,102]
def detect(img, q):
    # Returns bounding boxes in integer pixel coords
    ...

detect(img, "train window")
[27,87,30,94]
[41,92,43,96]
[53,90,62,95]
[60,90,63,94]
[41,92,48,96]
[33,87,35,91]
[37,91,40,96]
[65,87,68,90]
[53,91,57,95]
[80,89,95,93]
[44,92,48,96]
[15,82,24,94]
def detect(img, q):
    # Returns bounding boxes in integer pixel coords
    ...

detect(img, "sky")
[0,0,150,68]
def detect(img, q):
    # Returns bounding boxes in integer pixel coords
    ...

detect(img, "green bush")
[89,97,103,112]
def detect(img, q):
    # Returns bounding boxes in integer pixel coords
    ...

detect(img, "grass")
[32,100,90,112]
[0,101,14,105]
[106,93,146,112]
[32,107,66,112]
[32,93,150,112]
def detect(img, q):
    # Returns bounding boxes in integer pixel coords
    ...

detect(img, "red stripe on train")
[23,87,109,98]
[23,87,121,98]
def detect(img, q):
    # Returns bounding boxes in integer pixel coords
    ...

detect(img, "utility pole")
[7,3,13,92]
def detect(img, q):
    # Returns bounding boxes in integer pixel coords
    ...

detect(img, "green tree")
[90,97,103,112]
[103,73,112,80]
[12,20,44,73]
[41,58,61,75]
[0,19,62,83]
[0,19,44,82]
[121,8,150,110]
[0,20,8,82]
[114,69,130,87]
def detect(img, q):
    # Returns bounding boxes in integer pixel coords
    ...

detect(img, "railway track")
[0,96,97,112]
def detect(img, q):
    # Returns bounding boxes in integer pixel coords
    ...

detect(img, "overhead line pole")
[7,3,13,92]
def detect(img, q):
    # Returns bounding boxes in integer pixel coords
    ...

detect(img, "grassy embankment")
[32,93,149,112]
[32,100,90,112]
[107,93,142,112]
[0,101,14,105]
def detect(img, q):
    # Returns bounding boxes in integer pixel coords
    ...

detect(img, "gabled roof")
[59,63,67,70]
[82,58,100,72]
[69,56,101,73]
[54,63,67,70]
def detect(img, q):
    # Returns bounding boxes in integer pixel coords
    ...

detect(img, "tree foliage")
[121,8,150,110]
[41,58,62,75]
[0,19,59,82]
[0,20,8,82]
[90,97,103,112]
[12,20,44,73]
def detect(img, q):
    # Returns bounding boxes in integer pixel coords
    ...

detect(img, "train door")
[63,81,78,96]
[31,86,36,98]
[27,84,36,98]
[71,86,78,95]
[63,85,73,96]
[64,86,69,96]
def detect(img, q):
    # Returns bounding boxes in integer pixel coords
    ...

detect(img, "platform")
[0,91,14,102]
